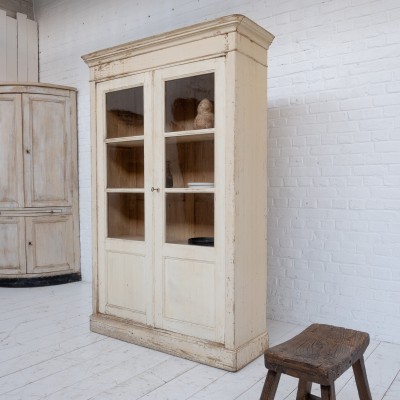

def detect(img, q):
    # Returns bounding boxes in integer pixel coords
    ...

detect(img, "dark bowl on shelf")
[188,237,214,247]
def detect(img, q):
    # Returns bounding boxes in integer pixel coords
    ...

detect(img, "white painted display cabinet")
[83,15,273,371]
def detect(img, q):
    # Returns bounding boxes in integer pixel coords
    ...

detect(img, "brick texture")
[34,0,400,344]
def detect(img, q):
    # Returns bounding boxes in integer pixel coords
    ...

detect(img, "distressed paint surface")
[84,15,272,371]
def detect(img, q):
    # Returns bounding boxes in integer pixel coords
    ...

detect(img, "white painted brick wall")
[34,0,400,344]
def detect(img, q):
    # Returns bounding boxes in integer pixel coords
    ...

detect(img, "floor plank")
[382,370,400,400]
[0,282,398,400]
[337,341,400,400]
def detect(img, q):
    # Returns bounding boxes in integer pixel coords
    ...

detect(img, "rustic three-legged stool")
[260,324,372,400]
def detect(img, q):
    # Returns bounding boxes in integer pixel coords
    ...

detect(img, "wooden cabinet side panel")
[231,51,268,348]
[0,94,24,208]
[23,93,72,207]
[0,217,26,274]
[69,90,81,272]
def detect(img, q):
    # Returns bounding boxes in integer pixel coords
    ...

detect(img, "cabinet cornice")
[82,14,274,69]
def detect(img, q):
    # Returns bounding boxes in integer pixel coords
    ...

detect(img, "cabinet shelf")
[106,188,145,193]
[107,234,144,242]
[165,188,214,194]
[164,130,214,142]
[105,136,144,145]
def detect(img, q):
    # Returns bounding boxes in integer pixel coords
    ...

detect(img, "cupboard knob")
[28,241,32,246]
[151,187,160,192]
[26,149,30,154]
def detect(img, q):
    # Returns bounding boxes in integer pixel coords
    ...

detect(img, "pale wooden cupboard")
[83,15,273,371]
[0,83,80,283]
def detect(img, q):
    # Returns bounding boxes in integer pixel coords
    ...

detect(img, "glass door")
[96,74,153,326]
[153,59,225,343]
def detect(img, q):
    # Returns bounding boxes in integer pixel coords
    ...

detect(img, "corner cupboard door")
[0,94,24,208]
[153,58,226,343]
[22,93,72,207]
[0,217,26,275]
[95,74,154,325]
[25,215,74,274]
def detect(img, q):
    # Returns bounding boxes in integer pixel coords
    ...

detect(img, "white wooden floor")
[0,282,399,399]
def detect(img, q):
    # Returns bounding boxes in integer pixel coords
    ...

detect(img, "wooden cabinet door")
[0,217,26,275]
[153,59,226,343]
[25,215,74,274]
[95,74,153,326]
[23,94,72,207]
[0,94,24,208]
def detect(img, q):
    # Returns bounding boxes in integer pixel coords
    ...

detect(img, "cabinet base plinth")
[0,272,81,287]
[90,313,268,371]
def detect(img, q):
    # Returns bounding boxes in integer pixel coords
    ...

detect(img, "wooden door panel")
[103,251,147,324]
[160,256,217,341]
[0,217,26,274]
[0,94,23,208]
[26,215,74,274]
[23,94,72,207]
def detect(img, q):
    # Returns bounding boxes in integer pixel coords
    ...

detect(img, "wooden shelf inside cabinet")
[107,234,145,242]
[105,136,145,146]
[106,189,145,193]
[165,188,215,194]
[164,130,214,142]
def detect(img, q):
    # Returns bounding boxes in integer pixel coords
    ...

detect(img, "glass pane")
[106,87,144,138]
[165,73,214,132]
[165,135,214,189]
[107,141,144,189]
[108,193,144,241]
[166,193,214,246]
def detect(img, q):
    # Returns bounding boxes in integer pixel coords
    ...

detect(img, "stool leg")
[260,370,281,400]
[321,383,336,400]
[296,380,312,400]
[353,356,372,400]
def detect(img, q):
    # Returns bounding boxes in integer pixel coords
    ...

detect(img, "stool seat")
[260,324,372,400]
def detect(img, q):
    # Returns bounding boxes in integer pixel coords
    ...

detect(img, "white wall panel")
[0,10,37,82]
[6,15,18,81]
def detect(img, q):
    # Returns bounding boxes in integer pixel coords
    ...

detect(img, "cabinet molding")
[84,14,273,371]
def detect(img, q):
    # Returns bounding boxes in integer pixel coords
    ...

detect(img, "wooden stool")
[260,324,372,400]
